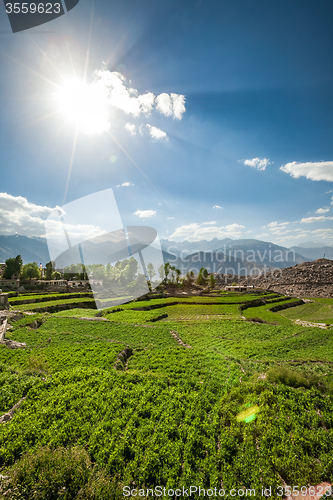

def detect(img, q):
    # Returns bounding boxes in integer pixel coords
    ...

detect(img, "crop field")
[8,292,93,304]
[52,308,101,318]
[0,291,333,499]
[10,296,97,313]
[279,300,333,324]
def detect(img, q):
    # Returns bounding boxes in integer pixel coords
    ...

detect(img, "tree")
[3,255,22,279]
[170,266,176,284]
[123,257,138,282]
[21,262,41,282]
[158,264,165,282]
[106,263,113,278]
[185,271,194,287]
[45,261,55,280]
[196,267,208,286]
[175,269,181,284]
[209,273,217,288]
[164,263,170,283]
[91,264,105,279]
[53,271,61,280]
[147,263,156,282]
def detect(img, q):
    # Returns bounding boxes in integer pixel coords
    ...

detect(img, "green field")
[0,291,332,499]
[279,300,333,324]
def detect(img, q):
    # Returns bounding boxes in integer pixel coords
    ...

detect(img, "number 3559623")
[5,3,61,14]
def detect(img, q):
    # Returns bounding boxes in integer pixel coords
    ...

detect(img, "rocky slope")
[221,258,333,298]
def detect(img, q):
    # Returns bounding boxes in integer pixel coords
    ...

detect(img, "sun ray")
[83,2,95,84]
[0,50,60,90]
[21,109,61,130]
[106,129,168,205]
[63,123,79,204]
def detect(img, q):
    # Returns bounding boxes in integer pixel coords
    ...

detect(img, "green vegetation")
[0,291,332,498]
[279,300,333,324]
[2,255,22,279]
[9,292,93,304]
[10,297,96,312]
[52,308,99,318]
[45,261,55,280]
[21,262,41,281]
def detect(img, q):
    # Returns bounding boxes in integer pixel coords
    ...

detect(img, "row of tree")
[163,263,216,288]
[2,256,216,288]
[2,256,61,282]
[3,256,41,281]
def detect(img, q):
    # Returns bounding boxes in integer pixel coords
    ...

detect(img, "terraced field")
[0,290,332,499]
[279,299,333,324]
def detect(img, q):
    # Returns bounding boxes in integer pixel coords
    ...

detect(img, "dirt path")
[294,319,331,329]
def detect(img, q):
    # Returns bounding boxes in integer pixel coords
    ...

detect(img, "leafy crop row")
[9,292,92,305]
[11,297,96,312]
[9,317,177,349]
[0,368,332,493]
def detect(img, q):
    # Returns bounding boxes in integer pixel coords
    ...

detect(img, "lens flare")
[236,405,260,423]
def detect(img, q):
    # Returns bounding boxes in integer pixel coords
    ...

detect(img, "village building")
[0,278,20,290]
[36,279,67,287]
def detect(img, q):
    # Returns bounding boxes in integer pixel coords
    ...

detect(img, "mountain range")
[0,234,332,273]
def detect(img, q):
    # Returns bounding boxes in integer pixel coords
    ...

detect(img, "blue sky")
[0,0,333,247]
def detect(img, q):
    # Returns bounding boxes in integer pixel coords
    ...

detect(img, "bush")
[266,365,331,393]
[1,446,120,500]
[246,317,268,324]
[26,355,50,376]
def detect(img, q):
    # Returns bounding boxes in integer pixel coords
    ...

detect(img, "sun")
[53,78,110,135]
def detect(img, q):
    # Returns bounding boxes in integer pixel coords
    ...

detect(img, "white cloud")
[45,219,107,243]
[171,93,186,120]
[262,221,291,235]
[0,193,58,237]
[55,71,185,136]
[275,232,311,242]
[0,192,104,241]
[266,221,290,228]
[95,71,147,116]
[146,124,168,141]
[263,221,317,237]
[95,70,185,121]
[116,182,134,187]
[213,205,223,210]
[202,221,216,225]
[243,158,271,171]
[316,207,330,214]
[156,93,172,117]
[280,161,333,182]
[311,228,333,237]
[134,209,156,218]
[137,92,155,115]
[167,217,175,220]
[124,123,136,135]
[125,122,168,141]
[155,93,186,120]
[301,215,333,223]
[169,222,245,242]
